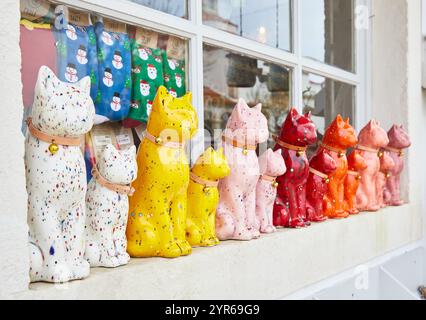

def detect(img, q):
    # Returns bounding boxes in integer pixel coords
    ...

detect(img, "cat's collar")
[356,144,383,158]
[320,143,347,158]
[26,117,83,155]
[190,172,219,193]
[273,135,306,157]
[222,135,257,155]
[91,166,135,196]
[261,174,279,188]
[383,146,405,157]
[347,170,362,180]
[145,131,185,149]
[309,167,330,184]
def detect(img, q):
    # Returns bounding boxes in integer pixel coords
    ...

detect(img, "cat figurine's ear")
[37,65,60,95]
[253,103,262,112]
[78,76,91,97]
[127,145,137,157]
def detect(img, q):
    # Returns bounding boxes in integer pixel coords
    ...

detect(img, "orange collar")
[347,170,362,180]
[273,135,307,156]
[190,172,219,188]
[383,146,405,157]
[222,135,257,153]
[26,117,82,154]
[309,167,330,183]
[356,145,383,158]
[320,143,346,157]
[92,166,135,196]
[261,174,279,188]
[144,131,185,149]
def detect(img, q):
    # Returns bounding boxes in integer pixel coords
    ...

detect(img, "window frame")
[49,0,371,158]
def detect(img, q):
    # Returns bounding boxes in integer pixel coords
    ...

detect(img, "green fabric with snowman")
[128,42,164,124]
[161,51,186,98]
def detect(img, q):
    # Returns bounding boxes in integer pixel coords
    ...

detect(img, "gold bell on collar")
[386,172,392,179]
[296,150,303,157]
[272,181,279,188]
[399,150,404,157]
[356,175,362,181]
[377,151,384,158]
[155,137,162,144]
[242,148,249,156]
[203,187,211,194]
[324,177,330,184]
[48,142,59,155]
[338,152,345,158]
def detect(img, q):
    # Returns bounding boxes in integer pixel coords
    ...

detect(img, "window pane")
[203,0,292,52]
[301,0,354,72]
[302,71,355,154]
[126,0,187,19]
[203,44,291,149]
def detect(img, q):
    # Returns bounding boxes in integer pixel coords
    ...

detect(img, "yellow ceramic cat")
[186,147,230,247]
[126,86,198,258]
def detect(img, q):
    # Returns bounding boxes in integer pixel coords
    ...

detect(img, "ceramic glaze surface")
[186,147,230,247]
[26,66,95,283]
[376,152,395,209]
[383,125,411,206]
[273,108,317,228]
[306,149,337,223]
[216,99,269,241]
[343,151,367,215]
[85,144,137,267]
[321,115,358,219]
[255,149,286,233]
[356,120,389,212]
[126,86,198,258]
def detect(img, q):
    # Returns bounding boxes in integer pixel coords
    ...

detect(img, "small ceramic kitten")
[84,144,137,268]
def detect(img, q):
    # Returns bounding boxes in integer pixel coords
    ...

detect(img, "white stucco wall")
[0,0,29,298]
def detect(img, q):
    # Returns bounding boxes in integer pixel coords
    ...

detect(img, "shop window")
[126,0,188,19]
[20,0,188,176]
[301,0,355,72]
[302,71,355,155]
[202,0,292,52]
[203,44,291,149]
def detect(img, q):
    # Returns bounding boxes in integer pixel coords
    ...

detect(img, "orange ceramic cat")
[320,115,358,219]
[343,151,367,215]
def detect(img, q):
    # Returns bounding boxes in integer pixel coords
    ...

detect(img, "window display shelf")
[11,204,421,300]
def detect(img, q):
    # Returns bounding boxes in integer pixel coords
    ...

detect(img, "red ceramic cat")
[306,149,337,223]
[343,151,367,215]
[383,124,411,206]
[273,108,317,228]
[321,115,358,219]
[376,152,395,208]
[356,120,389,212]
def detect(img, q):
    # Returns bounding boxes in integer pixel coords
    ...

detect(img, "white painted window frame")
[50,0,371,158]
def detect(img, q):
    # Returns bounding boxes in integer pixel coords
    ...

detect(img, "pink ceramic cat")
[376,152,395,208]
[216,98,269,241]
[255,149,286,234]
[356,120,389,212]
[383,125,411,206]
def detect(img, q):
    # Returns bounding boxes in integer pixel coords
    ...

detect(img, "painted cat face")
[358,120,389,148]
[225,98,269,145]
[309,149,337,174]
[32,66,95,137]
[98,144,138,185]
[347,151,367,171]
[279,108,317,146]
[147,86,198,140]
[259,149,286,177]
[193,147,230,180]
[388,124,411,149]
[323,115,358,149]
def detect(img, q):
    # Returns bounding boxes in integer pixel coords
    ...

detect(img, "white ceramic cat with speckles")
[84,144,137,268]
[26,66,95,283]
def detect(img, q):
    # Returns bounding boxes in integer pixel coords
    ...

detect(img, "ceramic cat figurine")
[321,115,358,219]
[85,144,137,267]
[306,149,337,223]
[356,120,389,212]
[343,151,367,215]
[186,147,230,247]
[255,149,286,233]
[273,108,317,228]
[26,66,95,283]
[126,86,198,258]
[383,125,411,206]
[376,152,395,209]
[216,98,269,241]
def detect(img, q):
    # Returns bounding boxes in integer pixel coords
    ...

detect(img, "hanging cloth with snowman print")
[53,23,99,103]
[93,21,132,124]
[162,51,186,99]
[124,42,164,127]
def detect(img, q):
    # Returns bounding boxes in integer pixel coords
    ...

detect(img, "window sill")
[13,204,422,299]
